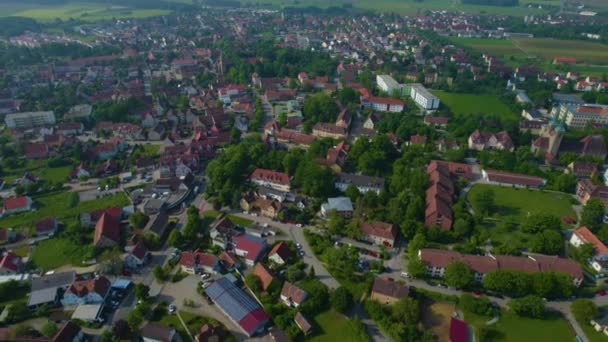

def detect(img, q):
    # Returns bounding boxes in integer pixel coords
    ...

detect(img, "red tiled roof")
[130,240,148,260]
[360,221,397,241]
[371,277,409,299]
[253,263,275,291]
[0,252,20,272]
[3,196,30,211]
[573,226,608,257]
[94,213,120,245]
[250,168,290,186]
[368,96,404,106]
[281,281,307,305]
[67,276,110,298]
[269,241,291,261]
[450,317,468,342]
[483,169,545,187]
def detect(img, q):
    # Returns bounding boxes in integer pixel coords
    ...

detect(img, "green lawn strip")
[463,309,573,342]
[306,310,368,342]
[34,165,72,183]
[154,311,217,341]
[30,237,96,270]
[576,315,607,342]
[227,215,252,227]
[467,184,575,223]
[432,91,517,120]
[0,191,130,228]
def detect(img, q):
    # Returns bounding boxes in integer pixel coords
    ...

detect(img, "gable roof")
[253,263,275,291]
[94,213,120,245]
[0,252,21,272]
[573,226,608,257]
[141,322,175,342]
[371,277,409,299]
[52,321,81,342]
[250,168,290,186]
[360,221,397,241]
[67,276,111,298]
[269,242,291,261]
[280,282,307,305]
[233,233,267,261]
[3,196,30,211]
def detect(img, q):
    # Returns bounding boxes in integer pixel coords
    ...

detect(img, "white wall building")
[409,84,440,110]
[5,111,56,129]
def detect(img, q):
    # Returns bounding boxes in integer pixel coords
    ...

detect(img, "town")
[0,0,608,341]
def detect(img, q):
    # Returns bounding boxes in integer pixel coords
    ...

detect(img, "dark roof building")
[206,276,269,336]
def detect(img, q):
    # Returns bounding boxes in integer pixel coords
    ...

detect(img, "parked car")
[169,304,176,313]
[596,290,607,297]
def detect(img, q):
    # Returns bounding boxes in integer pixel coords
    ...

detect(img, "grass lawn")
[227,215,253,227]
[35,165,72,183]
[432,91,517,120]
[155,311,217,342]
[307,310,369,342]
[467,184,575,223]
[0,191,130,229]
[11,3,171,22]
[463,309,573,342]
[31,237,95,270]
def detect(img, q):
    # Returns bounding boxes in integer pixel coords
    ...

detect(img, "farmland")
[1,2,171,21]
[432,91,517,119]
[247,0,550,15]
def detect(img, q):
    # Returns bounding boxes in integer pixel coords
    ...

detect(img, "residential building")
[360,221,398,247]
[335,109,352,128]
[576,179,608,207]
[481,169,546,188]
[376,75,403,95]
[468,130,514,151]
[206,276,269,337]
[335,173,385,194]
[141,323,181,342]
[312,122,347,139]
[195,324,226,342]
[250,168,291,192]
[252,263,275,292]
[570,227,608,273]
[94,213,120,248]
[219,252,240,271]
[320,197,354,218]
[370,277,409,305]
[566,161,597,178]
[294,312,313,335]
[125,240,149,269]
[180,249,221,274]
[4,111,56,129]
[425,162,455,230]
[0,252,22,275]
[552,103,608,129]
[1,196,33,217]
[409,84,440,110]
[362,96,405,113]
[28,271,76,308]
[52,321,83,342]
[35,217,58,237]
[233,233,268,266]
[61,276,111,307]
[423,116,449,127]
[268,241,292,265]
[280,282,307,307]
[419,248,583,287]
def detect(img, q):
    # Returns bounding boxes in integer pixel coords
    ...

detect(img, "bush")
[571,299,598,322]
[331,287,354,313]
[508,295,545,318]
[459,294,493,316]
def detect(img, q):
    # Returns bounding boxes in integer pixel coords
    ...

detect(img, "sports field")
[432,91,517,119]
[2,2,171,21]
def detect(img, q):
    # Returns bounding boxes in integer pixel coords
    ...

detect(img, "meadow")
[0,2,171,21]
[432,90,517,119]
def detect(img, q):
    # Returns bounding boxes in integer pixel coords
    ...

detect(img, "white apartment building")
[551,104,608,129]
[5,111,56,129]
[409,84,440,110]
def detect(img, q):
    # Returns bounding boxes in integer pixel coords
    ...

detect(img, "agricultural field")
[4,2,171,21]
[467,184,576,223]
[432,90,517,119]
[246,0,550,15]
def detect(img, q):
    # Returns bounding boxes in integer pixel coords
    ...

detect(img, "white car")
[296,243,302,249]
[401,272,409,278]
[295,223,302,228]
[169,304,176,313]
[201,273,211,280]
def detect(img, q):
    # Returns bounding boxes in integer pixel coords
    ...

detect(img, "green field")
[6,3,171,21]
[307,310,368,342]
[247,0,550,15]
[467,184,575,223]
[432,91,517,119]
[31,237,95,270]
[464,309,574,342]
[451,37,608,75]
[0,191,130,228]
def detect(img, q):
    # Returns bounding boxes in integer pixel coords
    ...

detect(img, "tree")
[129,211,149,230]
[581,198,605,231]
[392,297,420,323]
[520,214,561,234]
[40,322,58,338]
[101,330,114,342]
[308,266,316,279]
[407,257,427,279]
[571,299,598,322]
[126,309,143,330]
[508,295,545,318]
[245,274,261,293]
[112,319,131,340]
[408,233,427,259]
[167,229,183,248]
[134,283,150,301]
[331,287,353,313]
[530,230,563,254]
[444,261,473,289]
[67,192,79,208]
[474,189,495,215]
[152,265,167,283]
[459,294,493,316]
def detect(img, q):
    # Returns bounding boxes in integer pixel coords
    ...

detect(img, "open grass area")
[31,237,95,270]
[307,310,368,342]
[421,301,455,341]
[0,191,130,229]
[10,3,171,22]
[154,310,219,342]
[432,91,517,119]
[35,165,73,183]
[247,0,549,15]
[467,184,575,223]
[463,309,573,342]
[227,214,253,227]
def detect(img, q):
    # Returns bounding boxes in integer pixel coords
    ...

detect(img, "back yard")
[306,310,369,342]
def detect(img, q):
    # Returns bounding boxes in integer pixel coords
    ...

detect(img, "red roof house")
[94,213,120,248]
